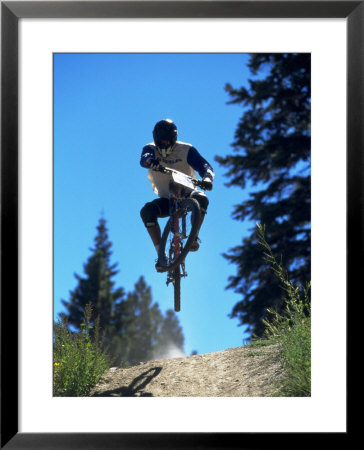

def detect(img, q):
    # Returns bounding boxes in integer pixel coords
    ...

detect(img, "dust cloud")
[153,342,185,360]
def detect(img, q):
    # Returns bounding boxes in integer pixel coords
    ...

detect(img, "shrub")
[53,302,110,396]
[257,223,311,397]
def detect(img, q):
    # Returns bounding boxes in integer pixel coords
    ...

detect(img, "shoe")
[155,259,165,272]
[190,237,200,252]
[155,253,167,272]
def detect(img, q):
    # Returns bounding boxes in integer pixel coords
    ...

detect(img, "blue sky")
[53,53,256,357]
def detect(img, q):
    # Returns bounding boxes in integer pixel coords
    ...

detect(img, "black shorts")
[140,192,209,228]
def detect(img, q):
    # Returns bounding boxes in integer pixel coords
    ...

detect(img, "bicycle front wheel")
[173,267,181,312]
[158,198,201,271]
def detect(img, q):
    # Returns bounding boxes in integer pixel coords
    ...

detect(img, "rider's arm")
[187,146,215,181]
[140,145,159,168]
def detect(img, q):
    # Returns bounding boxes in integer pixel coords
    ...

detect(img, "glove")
[147,157,161,170]
[202,177,213,191]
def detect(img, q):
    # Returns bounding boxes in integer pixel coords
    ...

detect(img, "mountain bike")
[154,166,208,312]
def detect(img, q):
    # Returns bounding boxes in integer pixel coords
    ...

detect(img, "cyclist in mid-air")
[140,119,215,271]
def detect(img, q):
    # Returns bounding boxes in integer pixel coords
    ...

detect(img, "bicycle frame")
[155,166,206,311]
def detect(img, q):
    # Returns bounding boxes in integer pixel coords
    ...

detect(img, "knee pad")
[140,202,160,228]
[191,191,209,214]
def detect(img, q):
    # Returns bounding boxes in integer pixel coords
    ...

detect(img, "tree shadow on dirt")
[92,367,163,397]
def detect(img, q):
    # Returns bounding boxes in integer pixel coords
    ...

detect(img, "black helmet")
[153,119,178,148]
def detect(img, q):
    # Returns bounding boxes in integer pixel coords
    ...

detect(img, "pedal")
[181,262,187,278]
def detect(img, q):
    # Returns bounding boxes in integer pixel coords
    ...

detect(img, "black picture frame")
[1,1,355,448]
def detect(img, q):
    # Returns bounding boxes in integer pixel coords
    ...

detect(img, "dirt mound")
[90,343,283,397]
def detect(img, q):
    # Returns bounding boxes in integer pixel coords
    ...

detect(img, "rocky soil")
[90,343,283,397]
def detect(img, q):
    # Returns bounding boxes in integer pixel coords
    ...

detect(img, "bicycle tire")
[158,198,201,271]
[173,268,181,312]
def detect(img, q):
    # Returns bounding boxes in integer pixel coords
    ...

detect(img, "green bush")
[53,302,110,396]
[257,223,311,397]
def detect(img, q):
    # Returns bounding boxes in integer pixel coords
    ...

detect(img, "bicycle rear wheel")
[158,198,201,272]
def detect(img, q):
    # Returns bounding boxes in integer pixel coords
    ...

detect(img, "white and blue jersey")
[140,141,214,198]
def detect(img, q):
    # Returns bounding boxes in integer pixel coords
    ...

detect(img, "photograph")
[52,52,311,399]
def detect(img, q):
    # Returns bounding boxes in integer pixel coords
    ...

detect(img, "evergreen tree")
[216,53,311,337]
[115,276,163,366]
[61,218,125,341]
[60,219,186,368]
[111,279,186,366]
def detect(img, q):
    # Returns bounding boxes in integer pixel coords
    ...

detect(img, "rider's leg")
[140,198,169,255]
[190,192,209,251]
[189,213,205,251]
[146,223,161,252]
[197,212,206,233]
